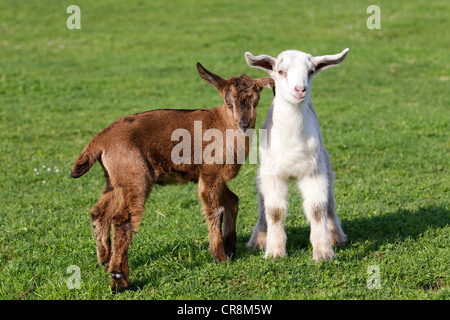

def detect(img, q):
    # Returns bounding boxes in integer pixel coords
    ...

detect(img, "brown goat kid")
[71,63,274,291]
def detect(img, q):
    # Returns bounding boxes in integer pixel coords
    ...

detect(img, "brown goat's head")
[197,63,274,133]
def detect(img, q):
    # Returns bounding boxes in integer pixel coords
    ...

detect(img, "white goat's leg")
[326,179,347,247]
[298,174,335,261]
[322,151,347,246]
[247,191,267,250]
[258,174,288,259]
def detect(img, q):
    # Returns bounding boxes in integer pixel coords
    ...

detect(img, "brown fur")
[268,208,284,224]
[71,63,274,292]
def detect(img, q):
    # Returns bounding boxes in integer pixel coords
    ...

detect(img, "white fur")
[245,48,349,261]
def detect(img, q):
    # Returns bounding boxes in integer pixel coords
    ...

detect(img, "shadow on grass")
[280,204,449,257]
[128,204,448,291]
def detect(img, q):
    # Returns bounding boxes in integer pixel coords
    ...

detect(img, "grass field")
[0,0,448,300]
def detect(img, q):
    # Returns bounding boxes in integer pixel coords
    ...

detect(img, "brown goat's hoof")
[213,254,228,263]
[111,273,129,292]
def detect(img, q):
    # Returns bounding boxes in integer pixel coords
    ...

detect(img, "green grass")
[0,0,448,300]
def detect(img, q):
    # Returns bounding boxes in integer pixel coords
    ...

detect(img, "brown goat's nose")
[239,120,250,129]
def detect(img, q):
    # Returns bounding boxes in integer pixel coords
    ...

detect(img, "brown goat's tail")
[70,141,102,178]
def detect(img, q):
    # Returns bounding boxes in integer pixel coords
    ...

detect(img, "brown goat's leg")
[198,177,227,262]
[90,190,117,267]
[222,185,239,259]
[108,188,147,292]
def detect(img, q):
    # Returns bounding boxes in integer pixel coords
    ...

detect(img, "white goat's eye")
[278,70,286,76]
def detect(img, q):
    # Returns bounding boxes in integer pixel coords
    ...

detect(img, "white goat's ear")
[245,52,275,74]
[312,48,349,72]
[197,62,227,92]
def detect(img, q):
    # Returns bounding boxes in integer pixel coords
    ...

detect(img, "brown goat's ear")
[197,63,227,92]
[255,77,276,96]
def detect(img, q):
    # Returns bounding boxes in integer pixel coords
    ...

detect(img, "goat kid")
[245,48,349,261]
[71,63,274,291]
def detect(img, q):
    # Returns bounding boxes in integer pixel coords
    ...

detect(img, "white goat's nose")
[294,86,306,93]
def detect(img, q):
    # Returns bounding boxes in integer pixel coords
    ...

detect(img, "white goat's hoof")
[313,248,335,261]
[247,232,266,251]
[263,248,286,259]
[330,231,347,247]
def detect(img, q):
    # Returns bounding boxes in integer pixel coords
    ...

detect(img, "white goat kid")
[245,48,349,261]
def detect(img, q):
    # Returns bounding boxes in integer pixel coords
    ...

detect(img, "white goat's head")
[245,48,349,105]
